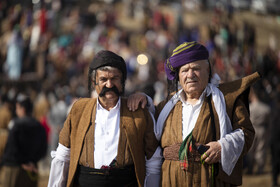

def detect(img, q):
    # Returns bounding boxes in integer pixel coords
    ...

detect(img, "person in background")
[0,94,47,187]
[0,94,13,161]
[128,41,260,186]
[33,92,51,175]
[47,89,67,152]
[246,86,271,174]
[48,50,162,187]
[4,25,24,80]
[270,94,280,187]
[0,94,13,186]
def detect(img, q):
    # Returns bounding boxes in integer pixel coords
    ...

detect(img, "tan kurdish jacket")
[59,97,158,187]
[156,72,260,186]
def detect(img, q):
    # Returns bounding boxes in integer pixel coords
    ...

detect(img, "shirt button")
[106,132,109,135]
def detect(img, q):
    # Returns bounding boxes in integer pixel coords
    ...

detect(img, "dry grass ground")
[242,154,273,187]
[243,173,272,187]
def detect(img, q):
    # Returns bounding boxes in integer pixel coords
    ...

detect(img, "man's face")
[178,60,209,98]
[94,68,123,101]
[16,103,25,118]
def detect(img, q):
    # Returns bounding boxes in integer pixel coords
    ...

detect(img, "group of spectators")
[0,0,280,185]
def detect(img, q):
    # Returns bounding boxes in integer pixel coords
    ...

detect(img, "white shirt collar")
[97,97,121,111]
[179,88,207,106]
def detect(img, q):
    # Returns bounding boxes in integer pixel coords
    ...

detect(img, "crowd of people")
[0,0,280,186]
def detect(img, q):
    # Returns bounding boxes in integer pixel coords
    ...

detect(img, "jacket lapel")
[69,98,97,186]
[119,99,138,154]
[119,98,145,186]
[75,98,97,157]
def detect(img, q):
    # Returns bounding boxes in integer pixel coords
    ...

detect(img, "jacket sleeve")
[59,109,72,148]
[232,98,255,155]
[218,97,254,175]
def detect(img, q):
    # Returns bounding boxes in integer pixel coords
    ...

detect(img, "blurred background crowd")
[0,0,280,186]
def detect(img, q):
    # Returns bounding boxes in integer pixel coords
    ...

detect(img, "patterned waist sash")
[163,143,201,162]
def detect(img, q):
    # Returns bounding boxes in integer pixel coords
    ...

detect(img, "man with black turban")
[128,41,260,186]
[48,50,162,187]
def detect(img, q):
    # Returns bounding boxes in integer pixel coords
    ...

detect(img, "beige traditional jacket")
[157,72,260,186]
[59,97,158,187]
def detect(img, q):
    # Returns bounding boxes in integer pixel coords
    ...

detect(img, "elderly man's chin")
[186,82,197,87]
[185,84,199,91]
[185,86,203,95]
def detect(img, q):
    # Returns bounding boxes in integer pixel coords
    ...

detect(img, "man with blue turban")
[128,41,260,186]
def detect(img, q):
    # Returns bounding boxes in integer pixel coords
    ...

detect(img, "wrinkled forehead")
[96,66,122,77]
[179,60,209,70]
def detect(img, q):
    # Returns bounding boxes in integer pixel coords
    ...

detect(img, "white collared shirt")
[94,98,121,168]
[180,90,206,139]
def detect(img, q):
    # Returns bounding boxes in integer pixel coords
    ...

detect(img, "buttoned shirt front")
[94,98,121,168]
[180,90,206,140]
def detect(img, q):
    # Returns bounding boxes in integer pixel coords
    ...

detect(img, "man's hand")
[127,92,147,111]
[21,162,38,173]
[201,141,221,164]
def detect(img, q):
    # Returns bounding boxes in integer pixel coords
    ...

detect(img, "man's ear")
[91,76,98,86]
